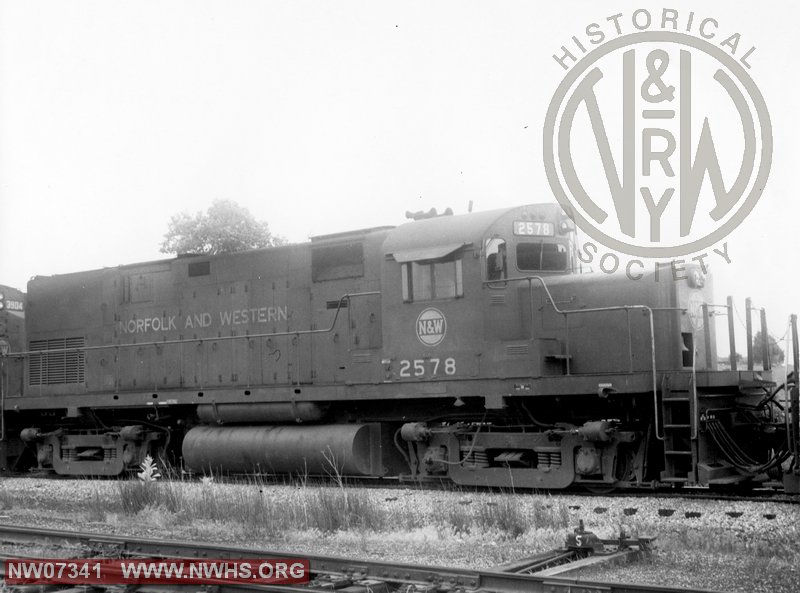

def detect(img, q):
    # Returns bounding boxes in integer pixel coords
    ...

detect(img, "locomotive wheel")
[709,481,755,495]
[582,482,618,495]
[581,446,635,493]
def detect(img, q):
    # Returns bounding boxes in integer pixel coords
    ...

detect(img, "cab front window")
[516,241,568,272]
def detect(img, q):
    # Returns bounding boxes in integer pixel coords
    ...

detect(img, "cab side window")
[402,257,463,302]
[485,238,507,280]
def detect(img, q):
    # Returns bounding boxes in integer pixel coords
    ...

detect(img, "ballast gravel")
[0,478,797,593]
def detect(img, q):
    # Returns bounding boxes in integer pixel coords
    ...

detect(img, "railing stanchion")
[702,304,712,369]
[760,308,770,371]
[727,296,737,371]
[746,297,754,370]
[790,315,799,460]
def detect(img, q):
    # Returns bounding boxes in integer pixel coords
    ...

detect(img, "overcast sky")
[1,1,798,355]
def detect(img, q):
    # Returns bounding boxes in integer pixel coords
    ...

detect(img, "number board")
[513,221,554,236]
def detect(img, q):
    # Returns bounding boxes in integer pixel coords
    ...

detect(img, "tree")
[160,199,285,255]
[752,330,785,366]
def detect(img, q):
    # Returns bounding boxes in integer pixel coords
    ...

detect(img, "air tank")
[196,402,327,424]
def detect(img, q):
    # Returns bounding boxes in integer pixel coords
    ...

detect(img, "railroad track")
[14,470,800,505]
[0,524,719,593]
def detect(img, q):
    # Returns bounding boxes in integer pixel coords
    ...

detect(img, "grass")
[3,471,798,574]
[101,474,391,536]
[0,486,15,511]
[306,485,387,533]
[1,475,799,593]
[434,494,568,538]
[93,474,566,539]
[94,456,548,539]
[658,523,800,558]
[2,473,797,593]
[116,479,184,515]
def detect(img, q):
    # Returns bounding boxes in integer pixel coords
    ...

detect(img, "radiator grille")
[29,337,85,385]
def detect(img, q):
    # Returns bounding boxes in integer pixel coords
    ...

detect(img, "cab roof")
[382,203,561,262]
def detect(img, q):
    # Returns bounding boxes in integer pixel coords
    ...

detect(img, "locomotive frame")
[0,203,797,492]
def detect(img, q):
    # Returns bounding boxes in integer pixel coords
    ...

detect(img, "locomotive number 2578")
[399,358,456,377]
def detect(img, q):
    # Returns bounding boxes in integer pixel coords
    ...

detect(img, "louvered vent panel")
[505,344,530,356]
[490,294,506,305]
[29,337,85,385]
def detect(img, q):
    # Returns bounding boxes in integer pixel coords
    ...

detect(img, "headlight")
[688,268,705,288]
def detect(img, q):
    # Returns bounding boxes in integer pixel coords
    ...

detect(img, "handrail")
[0,357,5,440]
[487,274,683,441]
[0,292,380,393]
[0,291,380,359]
[691,338,698,440]
[790,315,799,459]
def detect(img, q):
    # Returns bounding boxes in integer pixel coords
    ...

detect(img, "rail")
[0,524,719,593]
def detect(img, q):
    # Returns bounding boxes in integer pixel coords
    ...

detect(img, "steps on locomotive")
[659,373,697,484]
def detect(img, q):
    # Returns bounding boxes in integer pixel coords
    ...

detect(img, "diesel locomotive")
[0,203,797,492]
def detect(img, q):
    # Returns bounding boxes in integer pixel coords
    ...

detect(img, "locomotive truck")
[0,203,797,492]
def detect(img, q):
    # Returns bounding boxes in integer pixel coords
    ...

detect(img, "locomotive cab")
[483,211,576,283]
[0,286,27,471]
[381,204,578,385]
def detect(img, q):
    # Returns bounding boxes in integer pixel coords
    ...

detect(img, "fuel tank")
[182,423,386,476]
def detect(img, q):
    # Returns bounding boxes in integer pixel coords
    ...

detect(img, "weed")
[0,486,14,511]
[116,479,183,515]
[225,487,284,536]
[137,455,161,482]
[529,496,570,530]
[303,486,385,533]
[156,479,185,513]
[475,497,527,539]
[438,499,473,536]
[658,524,800,559]
[117,480,158,515]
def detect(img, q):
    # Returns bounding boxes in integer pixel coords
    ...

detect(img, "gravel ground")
[0,478,797,593]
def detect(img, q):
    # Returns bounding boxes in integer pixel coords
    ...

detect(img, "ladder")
[659,373,698,484]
